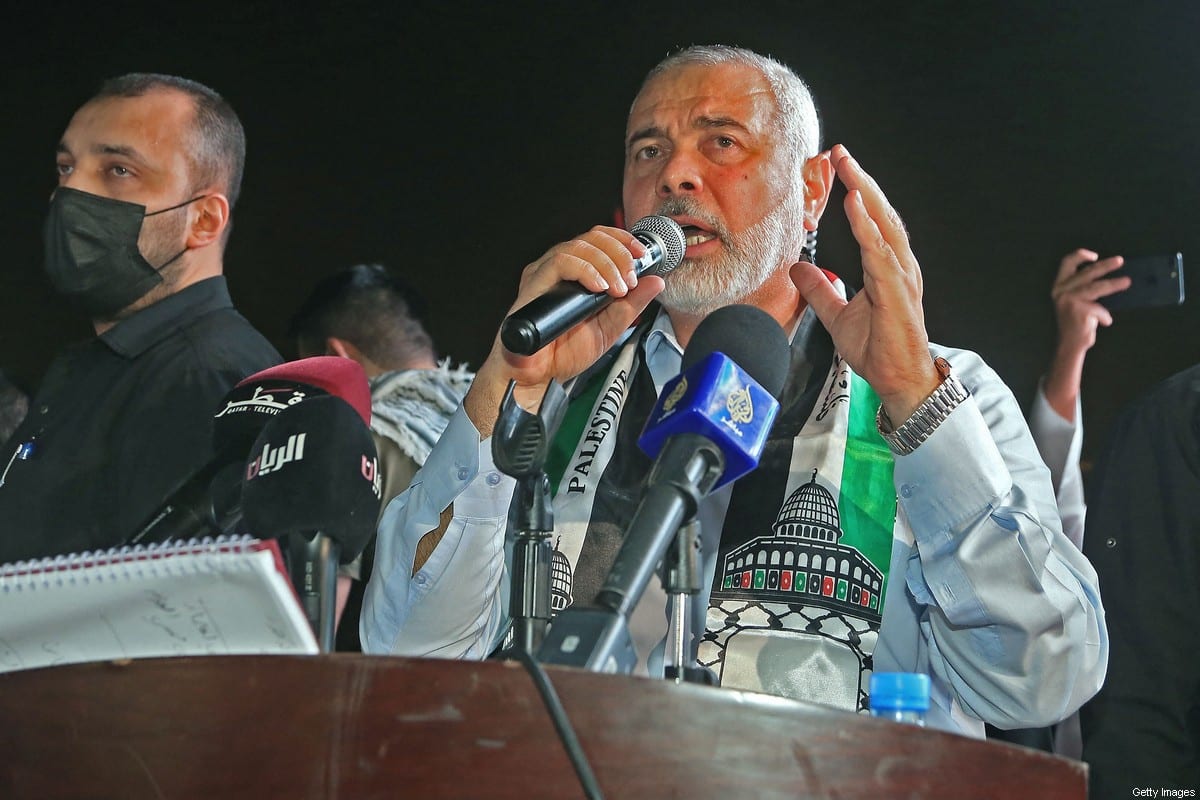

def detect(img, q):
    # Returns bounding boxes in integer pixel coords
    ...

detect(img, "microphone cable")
[501,645,604,800]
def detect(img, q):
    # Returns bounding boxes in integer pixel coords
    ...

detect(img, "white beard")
[655,192,806,317]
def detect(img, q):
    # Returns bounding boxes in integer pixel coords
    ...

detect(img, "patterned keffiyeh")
[369,360,474,466]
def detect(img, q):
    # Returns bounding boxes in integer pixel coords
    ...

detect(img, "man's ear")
[186,192,231,248]
[325,337,380,375]
[801,151,834,231]
[325,337,358,361]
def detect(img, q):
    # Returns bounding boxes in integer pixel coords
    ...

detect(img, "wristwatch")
[876,356,970,456]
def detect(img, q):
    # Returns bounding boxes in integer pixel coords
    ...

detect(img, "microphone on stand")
[500,215,687,356]
[240,393,381,650]
[537,304,790,673]
[126,356,373,546]
[211,356,373,453]
[124,449,246,546]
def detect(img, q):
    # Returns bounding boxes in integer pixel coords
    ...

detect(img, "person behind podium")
[1078,364,1200,794]
[289,263,474,650]
[362,45,1107,737]
[0,74,279,563]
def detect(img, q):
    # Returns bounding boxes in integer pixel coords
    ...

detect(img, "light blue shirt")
[362,312,1107,737]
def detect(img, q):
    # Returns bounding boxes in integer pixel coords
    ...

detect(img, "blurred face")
[54,90,197,289]
[622,62,806,315]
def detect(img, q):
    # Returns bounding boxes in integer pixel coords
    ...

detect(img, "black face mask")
[42,187,202,319]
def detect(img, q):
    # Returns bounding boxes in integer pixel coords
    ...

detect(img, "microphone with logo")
[537,304,790,673]
[499,215,687,356]
[126,356,373,547]
[240,393,382,650]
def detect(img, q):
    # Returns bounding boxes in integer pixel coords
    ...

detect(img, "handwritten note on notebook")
[0,537,317,672]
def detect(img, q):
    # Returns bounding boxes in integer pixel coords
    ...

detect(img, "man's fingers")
[843,189,918,297]
[1055,257,1130,299]
[580,225,647,287]
[519,226,646,302]
[560,247,625,293]
[831,144,917,270]
[843,190,890,274]
[1083,275,1133,301]
[1056,248,1101,282]
[1054,255,1126,295]
[791,260,847,331]
[1069,254,1124,282]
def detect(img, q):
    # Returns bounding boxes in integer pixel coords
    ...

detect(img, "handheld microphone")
[499,215,687,356]
[126,357,372,547]
[537,305,789,671]
[240,394,382,649]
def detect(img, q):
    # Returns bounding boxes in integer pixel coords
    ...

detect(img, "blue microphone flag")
[637,351,780,490]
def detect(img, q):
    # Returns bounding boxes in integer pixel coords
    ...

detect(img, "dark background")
[2,0,1196,466]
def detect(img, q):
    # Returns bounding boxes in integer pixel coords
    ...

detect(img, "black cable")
[502,647,604,800]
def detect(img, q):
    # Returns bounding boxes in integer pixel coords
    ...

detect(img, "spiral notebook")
[0,536,318,673]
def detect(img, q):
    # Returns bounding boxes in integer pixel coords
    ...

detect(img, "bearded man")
[362,46,1106,738]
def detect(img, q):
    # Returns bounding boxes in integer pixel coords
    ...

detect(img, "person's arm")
[892,347,1106,729]
[400,227,665,570]
[1043,249,1129,421]
[1029,382,1085,549]
[361,226,666,657]
[361,405,516,657]
[1030,248,1127,550]
[792,146,1105,728]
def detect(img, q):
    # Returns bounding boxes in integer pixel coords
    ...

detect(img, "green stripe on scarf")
[837,373,897,598]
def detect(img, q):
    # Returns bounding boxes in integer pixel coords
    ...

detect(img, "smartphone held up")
[1098,252,1185,312]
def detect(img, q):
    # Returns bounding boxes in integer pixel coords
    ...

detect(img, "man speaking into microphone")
[363,45,1106,738]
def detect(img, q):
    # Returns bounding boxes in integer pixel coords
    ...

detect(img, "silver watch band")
[876,357,970,456]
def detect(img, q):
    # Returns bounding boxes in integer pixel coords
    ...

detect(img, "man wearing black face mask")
[0,74,279,562]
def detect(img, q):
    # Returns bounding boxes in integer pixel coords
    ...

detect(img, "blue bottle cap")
[869,672,931,712]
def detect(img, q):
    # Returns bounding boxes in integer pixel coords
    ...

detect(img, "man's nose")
[658,151,703,198]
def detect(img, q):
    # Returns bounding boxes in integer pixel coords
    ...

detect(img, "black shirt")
[1081,364,1200,796]
[0,277,280,563]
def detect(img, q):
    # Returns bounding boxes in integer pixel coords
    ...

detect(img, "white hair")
[638,44,822,197]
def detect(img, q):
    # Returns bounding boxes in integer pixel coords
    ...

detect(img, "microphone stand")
[491,379,568,656]
[538,434,724,674]
[289,532,339,652]
[661,519,712,684]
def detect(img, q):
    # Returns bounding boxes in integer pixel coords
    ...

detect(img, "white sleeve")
[1028,379,1086,549]
[360,405,515,658]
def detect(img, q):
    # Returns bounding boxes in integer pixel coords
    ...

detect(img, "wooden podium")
[0,655,1085,798]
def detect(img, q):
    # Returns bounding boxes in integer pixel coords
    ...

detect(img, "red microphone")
[213,356,371,453]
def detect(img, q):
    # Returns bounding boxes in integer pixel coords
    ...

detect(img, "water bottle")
[869,672,931,726]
